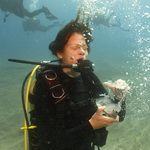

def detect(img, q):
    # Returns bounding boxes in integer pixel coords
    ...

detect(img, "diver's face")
[57,32,88,64]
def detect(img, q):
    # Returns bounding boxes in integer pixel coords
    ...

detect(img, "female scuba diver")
[26,19,126,150]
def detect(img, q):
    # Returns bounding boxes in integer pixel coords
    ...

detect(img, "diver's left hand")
[89,106,119,130]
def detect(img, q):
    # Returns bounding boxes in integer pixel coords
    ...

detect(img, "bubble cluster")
[77,0,118,27]
[77,0,150,119]
[122,0,150,118]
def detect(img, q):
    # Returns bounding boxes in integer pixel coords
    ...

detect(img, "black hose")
[21,71,31,128]
[21,71,33,150]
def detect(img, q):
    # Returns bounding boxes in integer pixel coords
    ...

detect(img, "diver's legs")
[23,6,57,20]
[41,6,57,20]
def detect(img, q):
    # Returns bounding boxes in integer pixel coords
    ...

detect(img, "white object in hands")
[104,79,130,100]
[96,79,130,118]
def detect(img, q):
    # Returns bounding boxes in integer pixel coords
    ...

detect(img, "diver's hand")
[89,106,118,130]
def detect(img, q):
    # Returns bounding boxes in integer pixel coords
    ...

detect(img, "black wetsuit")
[29,66,125,150]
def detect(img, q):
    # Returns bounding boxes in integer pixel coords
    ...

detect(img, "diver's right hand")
[89,106,118,130]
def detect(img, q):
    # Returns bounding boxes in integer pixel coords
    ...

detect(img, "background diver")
[0,0,57,22]
[92,10,129,31]
[77,7,129,31]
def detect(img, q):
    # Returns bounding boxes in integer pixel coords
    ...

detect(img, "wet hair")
[49,20,93,56]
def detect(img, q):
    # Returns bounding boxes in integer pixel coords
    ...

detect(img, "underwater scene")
[0,0,149,149]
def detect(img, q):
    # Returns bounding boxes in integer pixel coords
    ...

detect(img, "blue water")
[0,0,150,150]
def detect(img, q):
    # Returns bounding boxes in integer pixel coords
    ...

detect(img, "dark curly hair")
[49,20,93,56]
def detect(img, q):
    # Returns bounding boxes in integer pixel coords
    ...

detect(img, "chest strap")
[42,69,69,104]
